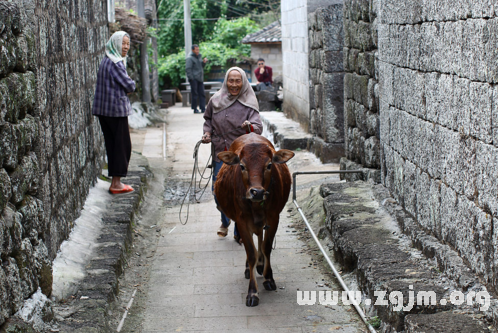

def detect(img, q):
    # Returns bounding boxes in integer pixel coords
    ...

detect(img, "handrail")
[291,170,377,333]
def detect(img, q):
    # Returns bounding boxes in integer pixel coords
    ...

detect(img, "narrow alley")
[110,104,365,333]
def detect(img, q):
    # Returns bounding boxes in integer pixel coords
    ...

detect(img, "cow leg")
[244,260,249,279]
[240,227,259,307]
[256,231,265,275]
[262,219,278,291]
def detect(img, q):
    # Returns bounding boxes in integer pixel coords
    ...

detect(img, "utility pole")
[184,0,192,61]
[137,0,152,103]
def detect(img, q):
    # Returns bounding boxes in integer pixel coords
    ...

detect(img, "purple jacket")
[92,56,136,117]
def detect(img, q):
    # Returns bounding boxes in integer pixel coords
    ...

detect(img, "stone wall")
[281,0,310,129]
[250,44,282,79]
[377,0,498,290]
[0,0,107,326]
[308,3,345,163]
[341,0,498,292]
[342,0,380,172]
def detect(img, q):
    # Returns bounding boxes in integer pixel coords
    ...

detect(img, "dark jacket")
[186,52,205,82]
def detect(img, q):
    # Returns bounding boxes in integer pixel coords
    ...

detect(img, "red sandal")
[109,184,134,194]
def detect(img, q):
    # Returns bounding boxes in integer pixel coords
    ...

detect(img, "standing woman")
[93,31,136,194]
[201,67,263,242]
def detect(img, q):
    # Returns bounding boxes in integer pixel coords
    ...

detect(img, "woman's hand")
[201,132,211,143]
[241,121,251,130]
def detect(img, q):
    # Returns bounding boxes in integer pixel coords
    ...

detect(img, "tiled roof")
[242,21,281,44]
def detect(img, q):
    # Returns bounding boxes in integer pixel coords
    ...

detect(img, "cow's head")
[218,144,294,202]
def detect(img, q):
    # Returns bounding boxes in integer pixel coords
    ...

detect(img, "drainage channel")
[292,170,377,333]
[52,179,113,301]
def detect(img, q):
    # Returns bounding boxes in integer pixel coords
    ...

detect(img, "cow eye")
[266,163,272,170]
[240,164,245,171]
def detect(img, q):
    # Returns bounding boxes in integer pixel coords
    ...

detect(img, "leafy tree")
[156,0,280,56]
[158,16,260,88]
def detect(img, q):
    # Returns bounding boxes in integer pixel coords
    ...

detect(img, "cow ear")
[272,149,295,164]
[217,152,240,165]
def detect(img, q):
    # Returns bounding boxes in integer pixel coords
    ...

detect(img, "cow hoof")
[244,268,250,279]
[246,295,259,307]
[256,265,264,275]
[263,280,277,291]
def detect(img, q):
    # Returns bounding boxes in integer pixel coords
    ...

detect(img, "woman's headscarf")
[105,31,129,67]
[210,67,259,113]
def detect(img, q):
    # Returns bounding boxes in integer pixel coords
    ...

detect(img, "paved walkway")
[133,104,364,333]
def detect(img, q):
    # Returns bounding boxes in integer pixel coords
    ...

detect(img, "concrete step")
[260,111,346,163]
[260,111,312,150]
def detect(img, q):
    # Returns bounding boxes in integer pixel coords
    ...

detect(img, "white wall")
[281,0,310,127]
[250,44,282,80]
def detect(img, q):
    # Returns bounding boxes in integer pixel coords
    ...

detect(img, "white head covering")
[105,31,129,67]
[210,67,259,113]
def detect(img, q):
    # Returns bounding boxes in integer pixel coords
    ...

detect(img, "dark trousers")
[190,79,205,112]
[256,81,272,91]
[98,116,131,177]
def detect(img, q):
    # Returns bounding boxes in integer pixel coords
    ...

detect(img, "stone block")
[343,47,350,72]
[10,152,39,204]
[382,144,394,190]
[1,258,23,320]
[367,78,377,113]
[377,61,394,107]
[1,123,19,170]
[476,142,498,216]
[405,312,491,333]
[3,72,36,123]
[308,138,345,163]
[365,111,378,138]
[322,51,343,73]
[469,82,492,144]
[453,77,471,136]
[0,169,12,213]
[322,73,344,143]
[378,100,390,147]
[14,28,36,73]
[352,73,369,108]
[18,195,44,238]
[347,47,359,74]
[345,99,356,128]
[314,83,322,109]
[401,160,417,218]
[456,194,493,280]
[321,4,343,52]
[380,0,423,25]
[458,136,478,200]
[363,136,379,168]
[425,72,452,126]
[391,148,405,204]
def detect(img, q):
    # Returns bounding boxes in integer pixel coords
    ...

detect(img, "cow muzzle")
[248,188,269,202]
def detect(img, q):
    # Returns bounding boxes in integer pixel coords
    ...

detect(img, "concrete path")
[131,104,364,333]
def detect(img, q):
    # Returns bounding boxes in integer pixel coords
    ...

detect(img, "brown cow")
[214,133,294,307]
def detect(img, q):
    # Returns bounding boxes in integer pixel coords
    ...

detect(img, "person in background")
[254,58,273,91]
[201,67,262,244]
[92,31,136,194]
[186,44,208,113]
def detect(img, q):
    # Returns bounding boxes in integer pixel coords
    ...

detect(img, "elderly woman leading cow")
[201,67,263,242]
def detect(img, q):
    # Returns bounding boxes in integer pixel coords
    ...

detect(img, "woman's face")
[227,70,243,96]
[121,36,130,57]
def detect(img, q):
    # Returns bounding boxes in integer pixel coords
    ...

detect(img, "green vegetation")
[368,316,382,329]
[156,0,280,88]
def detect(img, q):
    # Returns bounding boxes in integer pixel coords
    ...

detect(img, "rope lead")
[179,140,213,225]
